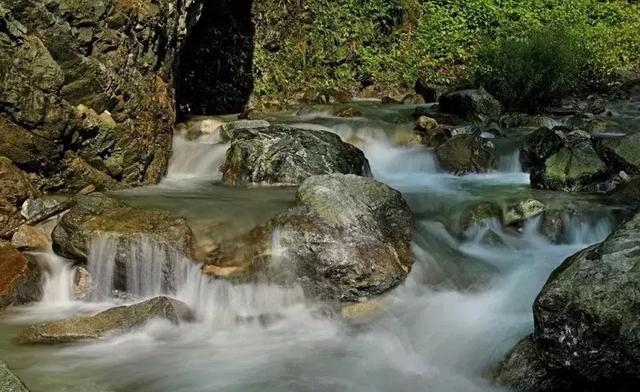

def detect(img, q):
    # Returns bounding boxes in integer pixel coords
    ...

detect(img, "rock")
[18,296,192,344]
[438,88,502,123]
[0,199,24,236]
[11,225,50,251]
[610,175,640,205]
[401,94,425,105]
[530,140,609,192]
[540,209,569,243]
[0,1,203,190]
[390,131,422,146]
[435,134,497,174]
[217,120,271,143]
[0,157,40,206]
[56,152,123,193]
[494,336,572,392]
[332,106,363,118]
[381,96,402,105]
[531,211,640,382]
[0,361,31,392]
[0,243,42,310]
[340,299,382,321]
[213,175,414,302]
[416,116,448,147]
[499,114,555,129]
[51,194,195,263]
[458,201,503,234]
[20,198,61,221]
[504,200,545,226]
[222,125,371,185]
[519,128,565,171]
[73,266,92,300]
[597,133,640,174]
[414,78,445,102]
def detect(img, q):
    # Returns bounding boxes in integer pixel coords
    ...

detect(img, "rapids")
[0,102,632,392]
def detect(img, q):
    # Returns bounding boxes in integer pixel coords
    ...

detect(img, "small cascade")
[165,133,228,181]
[86,233,306,323]
[498,150,523,173]
[564,215,613,245]
[34,249,76,304]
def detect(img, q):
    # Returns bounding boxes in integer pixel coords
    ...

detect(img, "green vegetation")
[252,0,640,105]
[472,27,587,112]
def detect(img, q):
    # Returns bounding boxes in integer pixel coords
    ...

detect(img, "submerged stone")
[0,361,30,392]
[18,296,192,344]
[222,125,370,185]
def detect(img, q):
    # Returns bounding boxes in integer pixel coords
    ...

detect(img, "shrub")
[471,27,588,112]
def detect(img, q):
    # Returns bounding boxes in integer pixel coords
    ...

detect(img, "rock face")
[52,194,195,262]
[18,296,192,344]
[0,243,42,310]
[0,361,30,392]
[523,128,635,192]
[435,134,497,174]
[0,1,203,191]
[222,125,371,185]
[0,157,40,234]
[210,174,414,302]
[438,88,502,123]
[496,211,640,390]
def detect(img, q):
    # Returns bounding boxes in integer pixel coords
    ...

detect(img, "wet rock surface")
[0,243,42,310]
[222,125,371,185]
[208,174,414,303]
[18,296,192,344]
[435,134,497,174]
[0,361,31,392]
[51,194,195,262]
[497,210,640,390]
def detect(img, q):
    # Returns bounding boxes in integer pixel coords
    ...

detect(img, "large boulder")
[493,336,573,392]
[52,194,195,262]
[0,1,203,191]
[519,128,565,172]
[530,140,610,192]
[0,243,42,310]
[0,361,31,392]
[208,174,414,302]
[222,125,371,185]
[18,296,192,344]
[435,134,497,174]
[438,88,502,123]
[497,210,640,390]
[597,133,640,174]
[533,211,640,382]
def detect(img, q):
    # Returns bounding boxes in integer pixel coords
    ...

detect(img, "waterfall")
[86,234,306,323]
[165,133,229,181]
[34,249,76,304]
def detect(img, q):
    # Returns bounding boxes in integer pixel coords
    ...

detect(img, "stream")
[0,101,635,392]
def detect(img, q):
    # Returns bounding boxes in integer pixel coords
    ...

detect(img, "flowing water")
[0,102,635,391]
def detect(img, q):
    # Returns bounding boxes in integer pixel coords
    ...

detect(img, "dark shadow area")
[176,0,254,116]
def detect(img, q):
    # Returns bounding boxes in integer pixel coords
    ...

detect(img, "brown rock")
[0,243,42,310]
[11,225,50,251]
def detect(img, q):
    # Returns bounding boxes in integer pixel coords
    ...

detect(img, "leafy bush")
[471,27,588,112]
